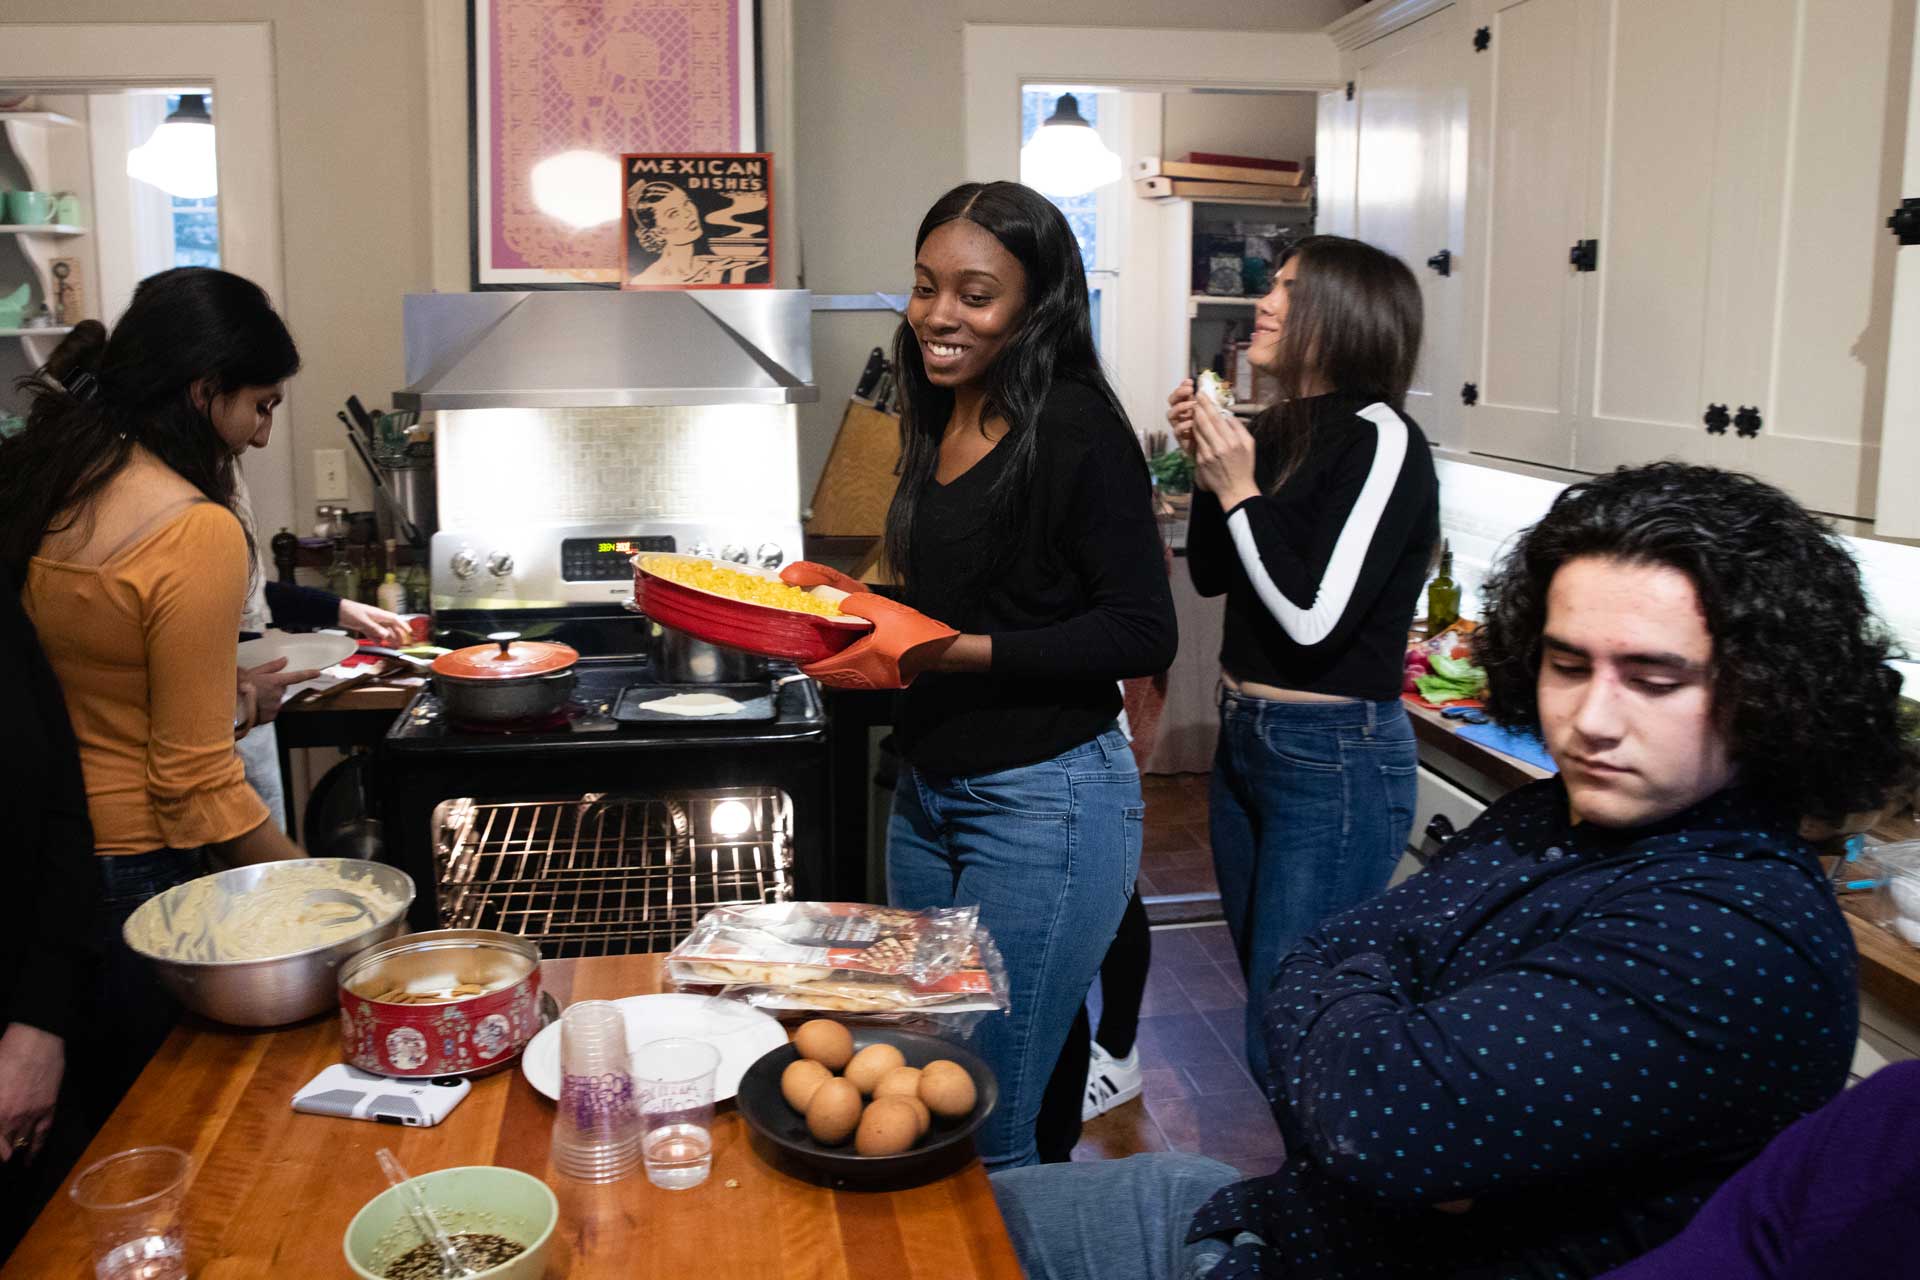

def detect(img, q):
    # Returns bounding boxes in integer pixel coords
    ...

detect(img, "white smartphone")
[291,1063,471,1127]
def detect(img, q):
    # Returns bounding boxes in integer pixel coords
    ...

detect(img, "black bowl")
[734,1027,998,1189]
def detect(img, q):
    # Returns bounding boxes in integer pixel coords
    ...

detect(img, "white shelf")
[0,224,85,236]
[1,326,74,338]
[0,111,81,129]
[1191,295,1259,306]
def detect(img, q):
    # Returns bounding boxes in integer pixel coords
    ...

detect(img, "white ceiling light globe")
[126,94,218,200]
[530,149,622,230]
[1019,94,1122,198]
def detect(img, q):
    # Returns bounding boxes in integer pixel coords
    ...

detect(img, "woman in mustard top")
[0,268,307,1188]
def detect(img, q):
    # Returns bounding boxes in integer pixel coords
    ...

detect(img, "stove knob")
[450,547,479,579]
[689,541,715,560]
[721,544,750,564]
[756,542,785,569]
[486,551,515,578]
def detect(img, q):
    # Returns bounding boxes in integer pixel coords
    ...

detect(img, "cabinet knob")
[1703,404,1731,435]
[1891,197,1920,246]
[1425,813,1456,844]
[1426,249,1453,277]
[1568,239,1599,272]
[1734,405,1763,438]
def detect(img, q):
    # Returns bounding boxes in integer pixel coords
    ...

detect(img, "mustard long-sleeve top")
[23,501,268,856]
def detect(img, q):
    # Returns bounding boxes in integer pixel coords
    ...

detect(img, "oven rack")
[432,789,793,958]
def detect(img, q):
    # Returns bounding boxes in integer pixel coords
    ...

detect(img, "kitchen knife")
[853,347,886,400]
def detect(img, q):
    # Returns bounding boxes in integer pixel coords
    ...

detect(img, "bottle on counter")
[323,535,357,601]
[377,540,407,613]
[356,541,382,605]
[1426,538,1460,635]
[400,553,430,614]
[269,526,299,585]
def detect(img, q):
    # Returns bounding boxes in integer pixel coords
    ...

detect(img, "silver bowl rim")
[122,857,417,970]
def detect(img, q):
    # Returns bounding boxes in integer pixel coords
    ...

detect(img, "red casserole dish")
[634,552,870,664]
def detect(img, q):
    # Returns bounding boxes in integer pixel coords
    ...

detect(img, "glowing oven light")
[710,799,755,837]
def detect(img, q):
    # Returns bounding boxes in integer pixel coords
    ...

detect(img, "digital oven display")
[561,535,675,582]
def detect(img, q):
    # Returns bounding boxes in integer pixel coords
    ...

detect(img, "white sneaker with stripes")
[1082,1040,1143,1121]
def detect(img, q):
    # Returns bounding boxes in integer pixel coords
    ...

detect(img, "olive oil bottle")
[1426,539,1460,634]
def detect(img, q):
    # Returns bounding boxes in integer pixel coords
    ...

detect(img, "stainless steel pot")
[429,632,578,723]
[654,623,768,684]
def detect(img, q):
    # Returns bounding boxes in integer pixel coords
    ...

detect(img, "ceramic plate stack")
[634,552,869,663]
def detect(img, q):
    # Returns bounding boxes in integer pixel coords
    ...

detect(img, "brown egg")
[899,1094,932,1138]
[873,1065,923,1101]
[843,1042,906,1096]
[854,1096,921,1157]
[781,1058,833,1114]
[805,1078,863,1146]
[918,1059,977,1120]
[793,1019,854,1071]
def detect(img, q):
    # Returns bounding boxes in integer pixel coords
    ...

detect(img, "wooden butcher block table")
[3,954,1022,1279]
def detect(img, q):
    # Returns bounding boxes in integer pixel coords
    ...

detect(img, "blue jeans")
[992,1152,1243,1280]
[1210,690,1415,1092]
[889,728,1143,1170]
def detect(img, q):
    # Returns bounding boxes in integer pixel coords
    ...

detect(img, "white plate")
[236,630,358,671]
[519,993,787,1104]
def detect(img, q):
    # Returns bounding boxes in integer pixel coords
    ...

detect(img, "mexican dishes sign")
[473,0,758,287]
[622,153,773,288]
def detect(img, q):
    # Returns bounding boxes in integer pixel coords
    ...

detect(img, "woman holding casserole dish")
[1168,235,1439,1094]
[782,181,1177,1169]
[0,268,311,1195]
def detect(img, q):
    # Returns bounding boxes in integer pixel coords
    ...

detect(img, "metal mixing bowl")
[123,858,417,1027]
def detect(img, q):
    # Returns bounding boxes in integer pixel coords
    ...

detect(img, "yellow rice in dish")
[644,555,844,617]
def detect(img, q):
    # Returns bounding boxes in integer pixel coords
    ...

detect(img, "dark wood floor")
[1073,774,1286,1175]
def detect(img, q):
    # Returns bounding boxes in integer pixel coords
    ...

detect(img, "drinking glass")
[69,1146,190,1280]
[633,1037,720,1190]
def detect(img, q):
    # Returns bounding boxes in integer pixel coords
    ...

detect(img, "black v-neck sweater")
[889,380,1177,776]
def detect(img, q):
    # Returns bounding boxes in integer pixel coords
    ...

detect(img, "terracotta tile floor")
[1073,774,1285,1175]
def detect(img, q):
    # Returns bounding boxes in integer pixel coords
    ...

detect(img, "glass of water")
[633,1036,721,1190]
[69,1146,190,1280]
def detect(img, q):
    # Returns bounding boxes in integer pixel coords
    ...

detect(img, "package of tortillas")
[666,901,1007,1015]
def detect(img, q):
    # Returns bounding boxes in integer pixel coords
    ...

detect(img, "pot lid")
[431,632,578,681]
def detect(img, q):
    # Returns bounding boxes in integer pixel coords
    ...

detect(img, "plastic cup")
[550,999,642,1182]
[69,1146,190,1280]
[633,1036,720,1191]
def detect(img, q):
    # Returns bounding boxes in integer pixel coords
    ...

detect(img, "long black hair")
[0,267,300,579]
[1474,461,1918,824]
[1253,235,1422,491]
[884,181,1126,593]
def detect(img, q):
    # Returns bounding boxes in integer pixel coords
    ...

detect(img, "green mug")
[52,192,81,226]
[4,191,54,225]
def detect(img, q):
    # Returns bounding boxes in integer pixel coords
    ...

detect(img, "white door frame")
[0,22,293,537]
[964,25,1341,438]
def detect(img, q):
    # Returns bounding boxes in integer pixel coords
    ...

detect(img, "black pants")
[1035,889,1152,1162]
[0,849,203,1260]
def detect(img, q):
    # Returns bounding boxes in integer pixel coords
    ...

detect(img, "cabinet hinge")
[1891,197,1920,246]
[1733,406,1763,438]
[1703,403,1731,435]
[1426,249,1452,277]
[1345,81,1355,101]
[1461,382,1479,406]
[1473,26,1491,52]
[1568,239,1599,272]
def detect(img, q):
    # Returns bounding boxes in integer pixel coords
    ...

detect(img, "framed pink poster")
[471,0,759,288]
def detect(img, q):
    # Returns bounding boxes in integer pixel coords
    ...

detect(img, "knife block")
[806,399,901,538]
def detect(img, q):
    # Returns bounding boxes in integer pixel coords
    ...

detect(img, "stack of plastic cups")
[550,1000,643,1182]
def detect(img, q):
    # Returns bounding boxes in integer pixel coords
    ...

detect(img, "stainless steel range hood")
[393,289,818,411]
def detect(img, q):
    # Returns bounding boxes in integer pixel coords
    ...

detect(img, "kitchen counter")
[2,954,1021,1280]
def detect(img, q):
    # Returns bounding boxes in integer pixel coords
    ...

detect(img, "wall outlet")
[314,448,347,500]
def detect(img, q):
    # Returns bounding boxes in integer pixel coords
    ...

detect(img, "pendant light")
[127,93,218,200]
[1020,93,1122,198]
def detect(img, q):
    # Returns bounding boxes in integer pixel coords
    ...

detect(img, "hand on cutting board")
[800,594,959,690]
[0,1022,63,1164]
[337,599,413,648]
[779,560,868,597]
[239,656,325,728]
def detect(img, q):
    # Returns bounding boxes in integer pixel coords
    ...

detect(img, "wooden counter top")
[3,955,1022,1280]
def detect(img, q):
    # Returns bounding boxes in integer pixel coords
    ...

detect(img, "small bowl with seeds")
[343,1165,557,1280]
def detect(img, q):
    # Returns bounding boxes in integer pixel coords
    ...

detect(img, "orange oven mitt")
[800,593,957,690]
[779,560,868,596]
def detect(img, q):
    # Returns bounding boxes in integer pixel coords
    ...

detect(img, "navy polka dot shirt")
[1187,780,1857,1278]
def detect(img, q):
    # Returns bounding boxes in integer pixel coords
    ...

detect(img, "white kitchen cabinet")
[1350,4,1470,449]
[1459,0,1908,521]
[1459,0,1591,468]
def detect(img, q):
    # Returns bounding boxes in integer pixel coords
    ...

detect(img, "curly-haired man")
[992,462,1916,1279]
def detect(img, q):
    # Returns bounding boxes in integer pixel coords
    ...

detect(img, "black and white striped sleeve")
[1223,403,1425,650]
